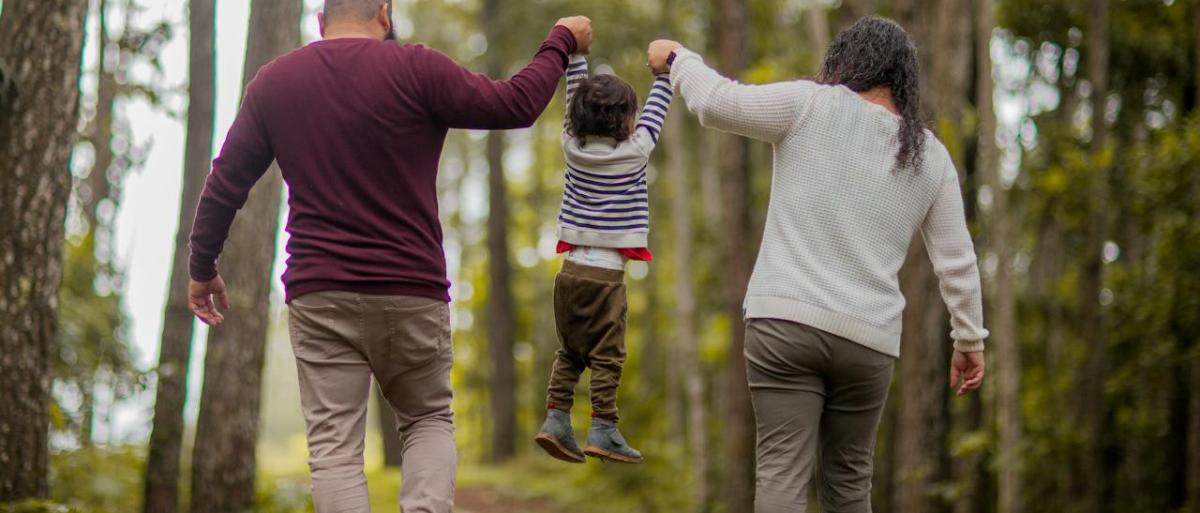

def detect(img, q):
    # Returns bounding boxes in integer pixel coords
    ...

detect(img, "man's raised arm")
[421,16,592,130]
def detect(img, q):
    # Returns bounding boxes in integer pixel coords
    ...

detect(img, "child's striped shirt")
[556,54,673,250]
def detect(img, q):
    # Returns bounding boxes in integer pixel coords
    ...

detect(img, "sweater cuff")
[543,25,577,67]
[668,48,702,90]
[953,339,986,352]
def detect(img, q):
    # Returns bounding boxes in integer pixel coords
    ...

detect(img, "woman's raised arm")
[650,40,816,144]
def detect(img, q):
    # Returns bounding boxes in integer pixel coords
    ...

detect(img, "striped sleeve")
[563,54,588,132]
[636,74,673,145]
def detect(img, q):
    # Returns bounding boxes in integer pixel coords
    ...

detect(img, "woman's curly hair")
[818,16,926,173]
[567,74,639,142]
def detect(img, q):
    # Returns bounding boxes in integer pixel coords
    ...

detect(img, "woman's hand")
[647,39,683,75]
[949,350,985,396]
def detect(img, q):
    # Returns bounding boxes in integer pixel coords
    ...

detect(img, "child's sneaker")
[584,417,643,464]
[535,409,585,463]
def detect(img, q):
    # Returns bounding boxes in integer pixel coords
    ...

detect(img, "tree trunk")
[143,0,216,510]
[667,107,708,511]
[890,2,971,512]
[1188,3,1200,511]
[188,1,300,510]
[0,0,88,500]
[806,7,830,71]
[86,0,116,226]
[1075,1,1110,511]
[716,1,755,511]
[838,0,874,31]
[482,0,517,464]
[1190,356,1200,512]
[976,1,1023,512]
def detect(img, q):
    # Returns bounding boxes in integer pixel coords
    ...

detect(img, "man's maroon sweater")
[189,27,577,302]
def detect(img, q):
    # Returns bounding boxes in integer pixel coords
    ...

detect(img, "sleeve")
[562,54,588,133]
[188,79,276,281]
[920,161,990,351]
[420,25,576,130]
[633,73,674,146]
[669,48,816,144]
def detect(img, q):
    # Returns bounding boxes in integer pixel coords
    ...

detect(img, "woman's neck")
[857,86,898,115]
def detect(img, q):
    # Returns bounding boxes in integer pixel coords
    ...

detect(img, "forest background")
[0,0,1198,512]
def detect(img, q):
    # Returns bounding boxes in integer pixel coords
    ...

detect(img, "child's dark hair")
[567,74,639,142]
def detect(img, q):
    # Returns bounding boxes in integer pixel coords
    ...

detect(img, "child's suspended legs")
[536,260,642,463]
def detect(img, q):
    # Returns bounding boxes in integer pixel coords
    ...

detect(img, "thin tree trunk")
[806,7,830,71]
[891,2,971,511]
[667,107,708,511]
[86,0,117,226]
[0,0,88,500]
[482,0,517,464]
[1190,356,1200,512]
[716,1,754,511]
[188,1,300,510]
[143,0,215,510]
[1076,1,1110,511]
[976,1,1023,512]
[838,0,874,31]
[1187,2,1200,510]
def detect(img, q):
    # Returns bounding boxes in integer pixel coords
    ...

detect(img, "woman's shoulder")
[918,134,956,182]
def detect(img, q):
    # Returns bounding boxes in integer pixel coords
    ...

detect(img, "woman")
[647,16,988,513]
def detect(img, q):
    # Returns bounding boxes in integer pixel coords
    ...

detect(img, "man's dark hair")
[818,16,926,172]
[323,0,385,24]
[567,74,639,142]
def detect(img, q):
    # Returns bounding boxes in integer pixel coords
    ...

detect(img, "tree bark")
[482,0,517,464]
[1188,3,1200,511]
[806,7,830,72]
[1075,1,1110,511]
[976,2,1023,512]
[838,0,874,31]
[890,2,971,512]
[86,0,117,226]
[0,0,88,500]
[716,1,755,511]
[188,1,300,510]
[142,1,216,510]
[667,106,708,512]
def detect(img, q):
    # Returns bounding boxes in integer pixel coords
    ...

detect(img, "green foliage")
[47,446,144,513]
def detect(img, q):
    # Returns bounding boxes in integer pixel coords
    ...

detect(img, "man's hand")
[555,16,592,54]
[647,39,683,75]
[189,275,230,327]
[949,350,985,396]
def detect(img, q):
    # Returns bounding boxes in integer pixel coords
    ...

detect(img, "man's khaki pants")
[288,291,456,513]
[745,318,895,513]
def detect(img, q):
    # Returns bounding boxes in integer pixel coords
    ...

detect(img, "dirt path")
[454,485,563,513]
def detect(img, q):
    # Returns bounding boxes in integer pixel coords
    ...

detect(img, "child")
[534,54,673,464]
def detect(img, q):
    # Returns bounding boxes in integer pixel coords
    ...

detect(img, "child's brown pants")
[545,260,628,422]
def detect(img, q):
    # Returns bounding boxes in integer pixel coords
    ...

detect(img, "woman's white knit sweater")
[670,48,988,357]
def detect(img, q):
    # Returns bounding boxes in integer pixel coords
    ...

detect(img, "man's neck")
[323,24,382,41]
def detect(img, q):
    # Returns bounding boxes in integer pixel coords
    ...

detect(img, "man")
[186,2,592,511]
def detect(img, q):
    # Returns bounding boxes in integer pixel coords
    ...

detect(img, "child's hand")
[556,16,593,54]
[647,39,682,75]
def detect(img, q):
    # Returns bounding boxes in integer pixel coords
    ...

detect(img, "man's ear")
[378,3,391,32]
[317,11,326,37]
